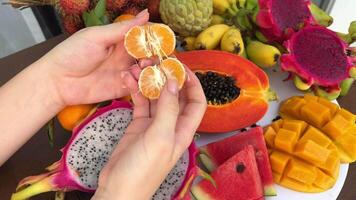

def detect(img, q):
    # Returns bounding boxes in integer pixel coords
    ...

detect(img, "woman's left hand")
[41,10,148,107]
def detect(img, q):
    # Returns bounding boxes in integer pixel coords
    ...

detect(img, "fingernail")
[136,9,148,18]
[167,79,178,95]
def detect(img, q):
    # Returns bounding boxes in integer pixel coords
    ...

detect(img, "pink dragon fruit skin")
[281,25,354,92]
[256,0,315,42]
[11,100,205,200]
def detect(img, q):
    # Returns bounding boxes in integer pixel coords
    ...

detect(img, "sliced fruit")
[280,94,356,163]
[138,58,186,99]
[192,145,264,200]
[160,58,186,89]
[199,127,276,196]
[176,50,273,133]
[138,65,166,99]
[265,118,341,192]
[124,23,175,59]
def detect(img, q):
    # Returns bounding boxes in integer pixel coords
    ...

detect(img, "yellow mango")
[269,151,290,174]
[317,97,339,116]
[280,95,356,163]
[300,100,331,128]
[264,126,276,148]
[294,140,330,165]
[284,158,316,184]
[273,172,282,183]
[299,126,331,148]
[322,114,351,140]
[271,119,283,132]
[282,120,307,139]
[275,128,298,153]
[314,168,335,190]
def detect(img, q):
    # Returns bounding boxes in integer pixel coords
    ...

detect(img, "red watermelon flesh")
[192,145,264,200]
[199,127,276,196]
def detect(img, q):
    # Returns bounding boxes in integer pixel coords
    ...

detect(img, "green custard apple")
[160,0,213,37]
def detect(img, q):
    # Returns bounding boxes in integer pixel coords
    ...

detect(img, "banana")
[227,0,239,12]
[195,24,230,50]
[234,9,253,31]
[348,21,356,41]
[310,3,333,27]
[245,0,258,10]
[246,40,281,68]
[238,0,246,8]
[255,31,268,43]
[213,0,236,15]
[210,15,226,25]
[182,36,196,51]
[220,27,245,55]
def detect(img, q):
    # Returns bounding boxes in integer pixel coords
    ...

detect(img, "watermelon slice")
[199,127,276,196]
[192,145,264,200]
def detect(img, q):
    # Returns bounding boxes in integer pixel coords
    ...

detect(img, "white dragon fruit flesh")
[11,100,206,200]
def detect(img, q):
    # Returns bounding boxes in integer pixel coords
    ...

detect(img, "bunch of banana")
[245,39,281,68]
[182,24,245,56]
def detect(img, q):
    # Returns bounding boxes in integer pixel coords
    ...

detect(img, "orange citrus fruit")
[57,104,95,131]
[138,58,186,99]
[124,23,176,59]
[160,58,186,89]
[114,14,135,23]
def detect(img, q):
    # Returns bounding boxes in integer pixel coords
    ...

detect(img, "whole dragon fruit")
[281,25,356,100]
[11,100,208,200]
[255,0,315,42]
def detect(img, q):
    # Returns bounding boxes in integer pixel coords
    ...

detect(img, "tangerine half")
[114,14,135,23]
[124,23,175,59]
[138,58,186,99]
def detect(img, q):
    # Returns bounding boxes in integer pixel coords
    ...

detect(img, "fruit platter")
[2,0,356,199]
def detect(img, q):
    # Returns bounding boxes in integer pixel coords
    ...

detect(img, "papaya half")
[176,50,275,133]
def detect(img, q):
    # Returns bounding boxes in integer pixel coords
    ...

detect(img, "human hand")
[92,63,207,200]
[38,10,149,108]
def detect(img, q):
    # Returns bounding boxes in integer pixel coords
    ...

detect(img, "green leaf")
[100,15,110,25]
[86,11,104,27]
[47,118,55,148]
[94,0,106,18]
[82,11,90,27]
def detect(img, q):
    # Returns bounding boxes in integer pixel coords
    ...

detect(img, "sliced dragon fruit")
[256,0,315,42]
[281,25,355,99]
[11,100,208,200]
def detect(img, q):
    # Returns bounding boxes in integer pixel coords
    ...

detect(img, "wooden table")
[0,35,355,200]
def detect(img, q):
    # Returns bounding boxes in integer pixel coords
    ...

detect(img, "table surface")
[0,35,355,200]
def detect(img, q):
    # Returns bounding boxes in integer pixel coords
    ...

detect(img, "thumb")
[150,79,180,135]
[87,9,149,45]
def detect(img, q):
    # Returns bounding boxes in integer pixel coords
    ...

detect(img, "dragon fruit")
[281,25,356,100]
[255,0,315,42]
[11,100,207,200]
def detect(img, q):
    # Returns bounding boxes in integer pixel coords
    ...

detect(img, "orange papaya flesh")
[265,118,340,193]
[176,50,272,133]
[280,94,356,163]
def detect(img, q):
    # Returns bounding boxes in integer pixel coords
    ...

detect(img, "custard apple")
[159,0,213,37]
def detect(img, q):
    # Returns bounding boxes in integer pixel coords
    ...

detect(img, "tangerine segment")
[160,58,186,89]
[138,65,166,99]
[124,26,151,59]
[146,23,176,58]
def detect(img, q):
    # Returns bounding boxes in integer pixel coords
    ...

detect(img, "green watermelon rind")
[198,127,277,196]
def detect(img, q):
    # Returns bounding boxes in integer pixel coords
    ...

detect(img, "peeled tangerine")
[264,94,356,192]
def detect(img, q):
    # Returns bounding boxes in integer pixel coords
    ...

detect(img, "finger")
[175,68,207,150]
[129,64,142,80]
[84,9,149,45]
[149,79,180,135]
[138,59,154,68]
[122,71,150,119]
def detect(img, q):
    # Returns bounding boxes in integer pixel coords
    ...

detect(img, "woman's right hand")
[92,64,207,200]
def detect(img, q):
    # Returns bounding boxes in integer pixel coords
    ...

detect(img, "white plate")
[194,67,349,200]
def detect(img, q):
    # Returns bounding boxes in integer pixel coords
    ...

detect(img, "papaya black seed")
[195,71,240,105]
